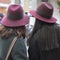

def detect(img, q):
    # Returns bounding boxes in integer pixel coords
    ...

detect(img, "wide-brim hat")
[30,2,57,23]
[1,4,29,27]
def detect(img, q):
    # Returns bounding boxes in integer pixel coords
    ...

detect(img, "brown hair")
[0,25,26,39]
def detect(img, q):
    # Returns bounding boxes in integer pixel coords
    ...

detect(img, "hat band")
[36,10,51,19]
[7,12,23,20]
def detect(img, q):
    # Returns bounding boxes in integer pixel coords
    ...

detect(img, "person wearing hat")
[0,4,29,60]
[28,2,60,60]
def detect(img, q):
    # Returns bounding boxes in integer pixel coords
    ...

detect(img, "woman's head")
[0,4,29,39]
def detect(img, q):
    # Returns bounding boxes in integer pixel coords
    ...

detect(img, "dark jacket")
[28,39,60,60]
[28,24,60,60]
[0,35,28,60]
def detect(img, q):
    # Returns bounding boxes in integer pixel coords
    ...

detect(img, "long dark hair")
[0,25,26,39]
[29,19,60,50]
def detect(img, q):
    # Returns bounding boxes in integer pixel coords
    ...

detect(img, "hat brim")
[1,14,29,27]
[30,10,57,23]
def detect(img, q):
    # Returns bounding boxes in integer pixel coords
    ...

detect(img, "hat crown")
[8,5,23,14]
[7,4,23,20]
[36,2,53,19]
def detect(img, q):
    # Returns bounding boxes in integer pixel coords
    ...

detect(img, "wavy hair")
[0,25,26,39]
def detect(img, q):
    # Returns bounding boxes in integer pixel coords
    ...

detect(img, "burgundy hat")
[1,4,29,27]
[30,2,57,23]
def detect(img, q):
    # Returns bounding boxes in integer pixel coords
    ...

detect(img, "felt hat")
[30,2,57,23]
[1,4,29,27]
